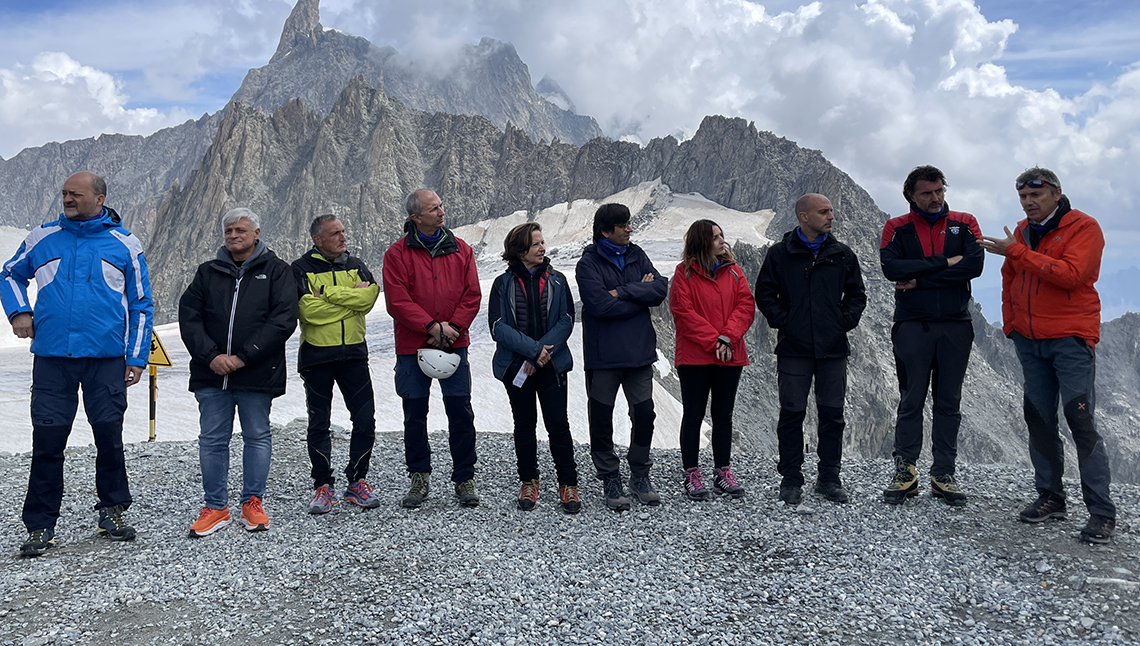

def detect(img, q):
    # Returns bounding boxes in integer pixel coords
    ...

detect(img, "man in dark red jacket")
[756,194,865,505]
[383,189,482,509]
[980,167,1116,544]
[880,165,983,506]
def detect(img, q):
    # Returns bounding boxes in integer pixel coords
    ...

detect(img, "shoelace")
[717,468,739,488]
[351,482,374,496]
[103,508,126,529]
[410,474,428,494]
[520,481,539,502]
[30,529,50,542]
[314,487,335,505]
[196,507,218,522]
[560,486,579,503]
[246,497,265,515]
[685,470,705,491]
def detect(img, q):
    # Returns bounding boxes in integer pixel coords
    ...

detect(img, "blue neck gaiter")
[913,204,948,224]
[796,227,826,255]
[597,238,628,271]
[416,228,443,245]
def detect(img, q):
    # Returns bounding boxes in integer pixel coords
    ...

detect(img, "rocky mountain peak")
[271,0,323,64]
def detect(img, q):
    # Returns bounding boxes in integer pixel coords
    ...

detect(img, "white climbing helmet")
[416,349,461,379]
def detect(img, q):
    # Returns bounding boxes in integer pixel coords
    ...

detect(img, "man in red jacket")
[980,167,1116,544]
[880,166,983,507]
[382,189,482,509]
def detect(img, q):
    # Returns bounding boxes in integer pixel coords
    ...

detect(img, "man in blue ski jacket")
[0,172,154,556]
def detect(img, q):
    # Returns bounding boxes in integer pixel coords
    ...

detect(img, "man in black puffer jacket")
[179,208,297,538]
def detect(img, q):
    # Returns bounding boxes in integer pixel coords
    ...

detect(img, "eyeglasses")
[1016,178,1055,190]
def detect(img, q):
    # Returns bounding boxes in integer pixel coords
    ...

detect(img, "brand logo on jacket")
[949,226,960,235]
[254,274,267,279]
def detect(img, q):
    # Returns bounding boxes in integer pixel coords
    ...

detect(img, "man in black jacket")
[879,166,983,506]
[179,208,298,537]
[576,203,669,511]
[756,194,866,505]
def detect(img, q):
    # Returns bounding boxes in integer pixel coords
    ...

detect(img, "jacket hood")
[213,240,272,276]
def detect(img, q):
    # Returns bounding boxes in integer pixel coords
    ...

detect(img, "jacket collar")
[57,207,122,237]
[782,229,840,256]
[405,226,459,257]
[213,240,270,276]
[309,246,349,266]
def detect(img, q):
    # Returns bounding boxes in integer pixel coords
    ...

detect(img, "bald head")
[61,172,107,220]
[794,193,834,242]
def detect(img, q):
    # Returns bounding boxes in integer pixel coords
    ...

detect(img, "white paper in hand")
[512,364,528,387]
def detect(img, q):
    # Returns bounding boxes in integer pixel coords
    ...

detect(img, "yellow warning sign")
[148,331,173,367]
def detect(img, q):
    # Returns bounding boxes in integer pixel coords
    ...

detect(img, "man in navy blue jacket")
[1,172,153,556]
[576,203,668,511]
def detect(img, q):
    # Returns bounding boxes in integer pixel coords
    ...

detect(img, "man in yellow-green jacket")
[292,215,381,513]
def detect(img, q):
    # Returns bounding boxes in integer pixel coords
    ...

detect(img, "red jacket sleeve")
[382,243,434,333]
[1005,217,1103,290]
[450,243,482,331]
[668,265,720,354]
[722,266,755,343]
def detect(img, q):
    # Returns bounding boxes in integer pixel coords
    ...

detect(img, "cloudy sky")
[0,0,1138,307]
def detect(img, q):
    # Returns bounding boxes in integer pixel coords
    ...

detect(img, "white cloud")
[0,52,192,157]
[317,0,1140,285]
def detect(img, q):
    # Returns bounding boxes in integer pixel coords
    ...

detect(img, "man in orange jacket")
[981,167,1116,544]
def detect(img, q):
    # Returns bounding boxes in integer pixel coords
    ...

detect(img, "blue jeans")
[194,388,274,509]
[394,348,476,482]
[1011,333,1115,519]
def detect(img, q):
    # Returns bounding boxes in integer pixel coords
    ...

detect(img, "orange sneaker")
[241,496,269,532]
[188,506,231,538]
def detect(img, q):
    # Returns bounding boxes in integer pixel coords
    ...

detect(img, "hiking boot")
[779,484,802,505]
[188,506,232,538]
[308,485,337,514]
[815,480,849,504]
[1079,515,1115,545]
[629,474,661,506]
[1018,493,1067,523]
[241,496,269,532]
[402,472,429,509]
[517,479,540,511]
[455,479,480,507]
[883,456,918,504]
[682,467,711,501]
[602,473,630,512]
[344,480,381,509]
[930,474,967,507]
[558,485,581,514]
[19,528,54,557]
[96,505,136,541]
[712,467,746,499]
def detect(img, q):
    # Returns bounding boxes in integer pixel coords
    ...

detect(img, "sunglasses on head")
[1016,178,1055,190]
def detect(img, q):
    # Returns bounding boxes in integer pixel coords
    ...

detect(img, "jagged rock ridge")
[143,78,1140,483]
[0,0,599,241]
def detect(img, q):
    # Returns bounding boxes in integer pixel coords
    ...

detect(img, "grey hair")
[221,207,260,231]
[1015,167,1062,194]
[91,175,107,198]
[310,214,339,237]
[405,189,429,216]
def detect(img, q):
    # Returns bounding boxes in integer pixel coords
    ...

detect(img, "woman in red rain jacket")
[669,219,755,501]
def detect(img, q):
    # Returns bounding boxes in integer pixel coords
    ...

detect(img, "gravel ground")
[1,420,1138,646]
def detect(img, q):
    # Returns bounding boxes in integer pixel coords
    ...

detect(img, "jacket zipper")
[223,275,244,390]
